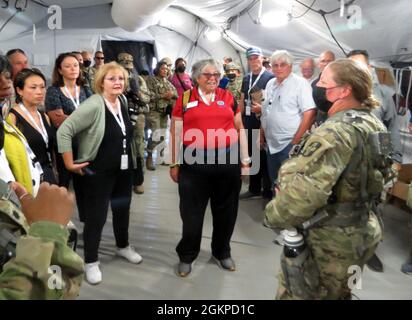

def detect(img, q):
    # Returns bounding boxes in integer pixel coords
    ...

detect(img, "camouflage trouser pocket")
[280,249,320,300]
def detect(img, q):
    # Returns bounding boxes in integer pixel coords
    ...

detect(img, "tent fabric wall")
[1,0,412,69]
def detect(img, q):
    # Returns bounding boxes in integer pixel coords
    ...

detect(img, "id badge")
[245,100,251,116]
[120,154,129,170]
[35,161,44,175]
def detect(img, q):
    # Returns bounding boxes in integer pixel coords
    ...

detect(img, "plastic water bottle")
[283,228,306,258]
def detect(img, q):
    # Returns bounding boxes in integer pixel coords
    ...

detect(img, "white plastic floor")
[74,164,412,300]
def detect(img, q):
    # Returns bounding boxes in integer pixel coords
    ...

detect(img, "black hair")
[174,57,186,69]
[347,49,370,63]
[6,48,26,58]
[154,61,168,76]
[139,70,150,76]
[0,55,12,75]
[52,52,84,87]
[14,68,47,103]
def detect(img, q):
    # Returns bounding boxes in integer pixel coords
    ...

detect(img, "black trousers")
[81,168,132,263]
[242,115,272,198]
[73,174,86,222]
[176,160,241,263]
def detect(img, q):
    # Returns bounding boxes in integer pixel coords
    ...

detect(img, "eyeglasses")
[201,72,221,79]
[273,63,289,69]
[95,56,105,60]
[104,76,125,82]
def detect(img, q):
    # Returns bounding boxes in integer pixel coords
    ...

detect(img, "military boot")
[133,184,144,194]
[146,153,155,171]
[366,253,384,273]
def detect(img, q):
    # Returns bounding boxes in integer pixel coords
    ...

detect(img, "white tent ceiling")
[1,0,411,71]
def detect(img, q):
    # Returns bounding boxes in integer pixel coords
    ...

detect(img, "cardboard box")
[375,67,396,87]
[388,164,412,208]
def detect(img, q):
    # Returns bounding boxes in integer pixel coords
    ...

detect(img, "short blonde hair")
[93,61,129,94]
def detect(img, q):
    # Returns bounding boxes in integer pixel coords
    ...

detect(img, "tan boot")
[146,153,155,171]
[133,185,144,194]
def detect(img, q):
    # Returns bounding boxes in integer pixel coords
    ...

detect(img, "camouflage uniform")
[264,108,389,300]
[134,75,150,160]
[146,75,177,154]
[82,67,92,91]
[226,62,242,103]
[227,77,242,103]
[85,66,98,93]
[0,181,84,300]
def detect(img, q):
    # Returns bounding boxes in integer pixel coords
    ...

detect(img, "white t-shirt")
[261,73,316,154]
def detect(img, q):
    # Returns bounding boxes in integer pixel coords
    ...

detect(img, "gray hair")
[191,58,222,86]
[270,50,294,65]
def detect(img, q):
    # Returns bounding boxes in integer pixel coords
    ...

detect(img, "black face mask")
[227,73,236,80]
[313,86,333,113]
[176,65,186,73]
[83,60,92,68]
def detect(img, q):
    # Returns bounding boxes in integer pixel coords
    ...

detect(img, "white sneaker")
[116,246,143,264]
[85,261,102,285]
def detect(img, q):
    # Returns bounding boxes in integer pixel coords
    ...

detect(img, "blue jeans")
[267,143,293,191]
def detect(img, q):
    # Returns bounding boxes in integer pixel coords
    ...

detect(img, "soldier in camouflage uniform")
[159,57,173,78]
[264,59,392,299]
[85,51,105,93]
[0,180,84,300]
[145,61,178,170]
[118,53,151,194]
[81,51,93,90]
[226,62,242,104]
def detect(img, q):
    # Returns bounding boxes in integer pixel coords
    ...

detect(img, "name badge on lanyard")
[104,97,128,170]
[120,139,128,170]
[64,86,80,109]
[246,69,264,116]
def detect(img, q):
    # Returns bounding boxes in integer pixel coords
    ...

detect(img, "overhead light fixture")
[260,10,290,28]
[205,29,222,42]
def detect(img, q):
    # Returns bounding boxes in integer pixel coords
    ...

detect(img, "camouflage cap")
[159,57,173,67]
[226,62,240,71]
[118,52,134,69]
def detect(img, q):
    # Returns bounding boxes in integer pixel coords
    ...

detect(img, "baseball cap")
[246,47,263,58]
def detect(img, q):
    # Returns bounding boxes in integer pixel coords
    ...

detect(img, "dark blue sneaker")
[401,261,412,275]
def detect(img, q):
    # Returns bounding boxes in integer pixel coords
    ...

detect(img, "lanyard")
[19,103,49,147]
[104,97,126,136]
[248,68,265,96]
[198,88,215,106]
[63,85,80,109]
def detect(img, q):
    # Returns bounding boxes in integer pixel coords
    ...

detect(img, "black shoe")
[366,254,384,273]
[177,261,193,277]
[239,191,260,200]
[213,256,236,271]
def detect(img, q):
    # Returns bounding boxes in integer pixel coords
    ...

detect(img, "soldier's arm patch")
[300,142,322,157]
